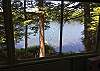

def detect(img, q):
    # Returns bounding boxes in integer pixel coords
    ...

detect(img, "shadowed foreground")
[0,53,98,71]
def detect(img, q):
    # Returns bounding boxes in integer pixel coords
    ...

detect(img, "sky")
[0,0,79,12]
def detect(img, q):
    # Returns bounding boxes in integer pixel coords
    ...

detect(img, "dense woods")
[0,0,100,64]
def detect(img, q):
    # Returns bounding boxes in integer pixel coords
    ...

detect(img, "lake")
[15,21,85,53]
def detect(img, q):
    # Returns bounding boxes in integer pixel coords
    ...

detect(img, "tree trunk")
[39,14,45,57]
[59,0,64,55]
[24,0,28,55]
[96,15,100,54]
[38,0,45,57]
[3,0,15,64]
[25,25,28,55]
[84,2,92,51]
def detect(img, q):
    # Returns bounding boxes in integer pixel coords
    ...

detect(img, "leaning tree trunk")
[38,0,45,57]
[84,2,92,51]
[3,0,15,64]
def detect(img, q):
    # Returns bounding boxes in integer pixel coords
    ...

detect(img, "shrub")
[15,45,56,59]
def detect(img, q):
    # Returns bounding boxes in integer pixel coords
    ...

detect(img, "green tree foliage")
[45,1,83,23]
[81,2,100,51]
[15,45,55,59]
[90,3,100,50]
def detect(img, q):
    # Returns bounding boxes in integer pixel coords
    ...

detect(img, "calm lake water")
[15,21,85,53]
